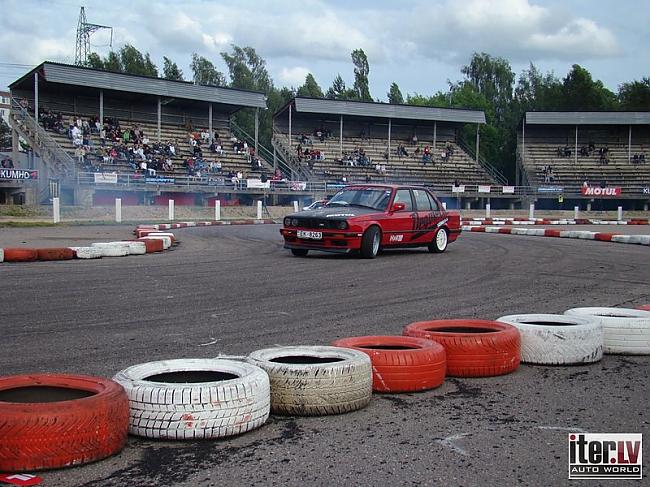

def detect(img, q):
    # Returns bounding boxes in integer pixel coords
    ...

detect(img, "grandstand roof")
[10,62,267,111]
[276,97,486,124]
[526,111,650,125]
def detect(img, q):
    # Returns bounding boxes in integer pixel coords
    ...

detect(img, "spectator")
[1,157,14,168]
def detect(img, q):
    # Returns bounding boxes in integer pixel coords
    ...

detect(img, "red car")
[280,184,461,258]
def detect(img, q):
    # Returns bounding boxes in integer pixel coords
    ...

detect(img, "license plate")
[297,230,323,240]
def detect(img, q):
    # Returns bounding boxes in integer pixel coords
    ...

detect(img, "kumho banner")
[0,169,38,180]
[581,186,622,197]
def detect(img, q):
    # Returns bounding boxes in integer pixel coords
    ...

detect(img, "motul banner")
[581,186,621,197]
[0,169,38,180]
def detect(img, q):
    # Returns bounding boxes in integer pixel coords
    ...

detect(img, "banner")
[145,177,175,185]
[502,186,515,194]
[538,186,564,193]
[478,185,491,193]
[0,169,38,180]
[246,179,270,189]
[94,173,117,184]
[290,181,307,191]
[581,186,621,197]
[451,185,465,193]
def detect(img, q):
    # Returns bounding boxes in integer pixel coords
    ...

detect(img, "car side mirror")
[392,202,405,212]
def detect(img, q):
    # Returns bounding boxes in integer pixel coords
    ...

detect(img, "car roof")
[343,184,434,191]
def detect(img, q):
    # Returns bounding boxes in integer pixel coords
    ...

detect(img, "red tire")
[3,248,38,262]
[403,319,521,378]
[0,374,129,472]
[36,248,75,261]
[332,336,446,392]
[637,305,650,311]
[136,238,164,253]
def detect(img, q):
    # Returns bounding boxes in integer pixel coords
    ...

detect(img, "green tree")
[87,52,104,70]
[297,73,324,98]
[190,53,226,86]
[119,44,158,76]
[387,82,404,104]
[162,57,184,81]
[461,52,514,120]
[513,63,563,111]
[618,78,650,110]
[0,118,11,149]
[221,45,271,92]
[104,51,121,72]
[326,74,355,100]
[351,48,372,101]
[562,64,617,110]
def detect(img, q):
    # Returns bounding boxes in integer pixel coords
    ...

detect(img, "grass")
[0,205,46,217]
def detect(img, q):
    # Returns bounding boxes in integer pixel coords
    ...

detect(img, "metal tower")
[74,6,113,66]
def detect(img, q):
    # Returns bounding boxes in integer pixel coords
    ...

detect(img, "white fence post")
[529,203,535,220]
[617,206,623,221]
[442,202,447,210]
[115,198,122,223]
[574,206,579,220]
[168,199,175,221]
[215,200,221,221]
[485,202,491,218]
[257,200,263,220]
[52,197,60,223]
[293,201,299,212]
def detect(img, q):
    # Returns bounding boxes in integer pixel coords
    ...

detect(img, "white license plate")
[297,230,323,240]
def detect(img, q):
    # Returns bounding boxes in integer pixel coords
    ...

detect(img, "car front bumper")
[280,228,362,253]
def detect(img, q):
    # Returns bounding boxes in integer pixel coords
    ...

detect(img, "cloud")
[278,66,310,86]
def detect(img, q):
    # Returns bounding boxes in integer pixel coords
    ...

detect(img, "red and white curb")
[137,219,277,231]
[462,218,650,226]
[463,226,650,246]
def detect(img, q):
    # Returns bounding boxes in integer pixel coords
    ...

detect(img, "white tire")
[0,248,4,263]
[112,358,270,440]
[147,232,176,243]
[90,242,129,257]
[246,346,372,416]
[496,314,603,364]
[69,246,103,259]
[564,307,650,355]
[140,236,172,249]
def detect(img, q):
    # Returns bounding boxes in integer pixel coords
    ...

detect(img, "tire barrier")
[564,307,650,355]
[90,242,130,257]
[246,346,372,416]
[463,225,650,246]
[0,374,129,472]
[145,232,177,244]
[462,218,649,226]
[0,248,3,263]
[331,336,446,393]
[638,304,650,311]
[117,241,147,255]
[36,248,75,261]
[2,248,38,262]
[136,238,165,253]
[138,236,172,249]
[403,319,521,377]
[496,314,603,364]
[112,359,270,440]
[69,246,103,259]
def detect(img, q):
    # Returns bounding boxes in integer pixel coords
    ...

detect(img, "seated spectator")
[633,154,639,164]
[397,143,408,157]
[1,157,14,168]
[411,134,418,144]
[580,146,589,157]
[163,158,174,172]
[640,153,646,164]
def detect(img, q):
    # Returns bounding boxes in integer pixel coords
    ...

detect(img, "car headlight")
[283,217,291,226]
[291,218,299,227]
[336,220,348,230]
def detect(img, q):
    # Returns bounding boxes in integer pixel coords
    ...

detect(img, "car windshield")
[327,187,392,211]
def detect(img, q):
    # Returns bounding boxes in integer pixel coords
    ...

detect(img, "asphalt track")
[0,224,649,487]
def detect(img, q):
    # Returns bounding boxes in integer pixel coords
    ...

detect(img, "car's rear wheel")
[360,226,381,259]
[291,249,309,257]
[428,227,448,253]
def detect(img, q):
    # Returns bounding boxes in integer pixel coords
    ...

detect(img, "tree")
[513,63,563,111]
[297,73,324,98]
[387,82,404,104]
[190,53,226,86]
[86,44,157,76]
[162,57,184,81]
[461,52,514,120]
[326,74,355,100]
[562,65,617,110]
[351,48,372,101]
[618,78,650,110]
[221,45,271,93]
[0,118,11,149]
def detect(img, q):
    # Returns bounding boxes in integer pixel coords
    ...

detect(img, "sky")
[1,0,648,100]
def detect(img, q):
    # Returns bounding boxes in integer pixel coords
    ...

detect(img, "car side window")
[413,189,431,211]
[426,192,440,211]
[394,189,413,211]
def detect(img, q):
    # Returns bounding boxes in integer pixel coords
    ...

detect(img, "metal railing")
[271,131,312,181]
[10,97,76,178]
[457,138,508,185]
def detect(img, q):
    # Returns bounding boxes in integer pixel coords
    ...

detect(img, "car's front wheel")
[291,249,309,257]
[428,228,448,253]
[360,226,381,259]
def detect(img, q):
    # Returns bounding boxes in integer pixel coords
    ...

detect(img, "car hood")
[291,206,381,219]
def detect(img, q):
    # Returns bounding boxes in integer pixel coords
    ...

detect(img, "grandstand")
[272,97,505,193]
[518,112,650,203]
[7,62,273,205]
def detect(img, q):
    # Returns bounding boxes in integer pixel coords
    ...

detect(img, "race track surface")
[1,224,648,486]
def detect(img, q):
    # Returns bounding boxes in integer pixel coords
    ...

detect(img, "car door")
[385,188,416,245]
[410,188,447,243]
